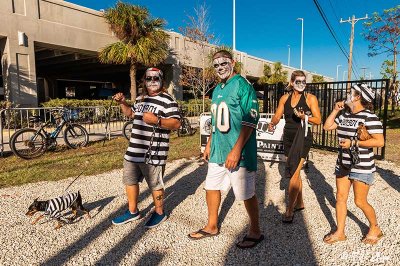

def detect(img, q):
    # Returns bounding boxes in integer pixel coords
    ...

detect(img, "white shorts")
[204,163,256,201]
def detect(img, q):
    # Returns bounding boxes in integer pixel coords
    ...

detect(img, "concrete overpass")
[0,0,332,107]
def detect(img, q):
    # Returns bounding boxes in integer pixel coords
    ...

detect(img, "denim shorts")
[335,165,374,185]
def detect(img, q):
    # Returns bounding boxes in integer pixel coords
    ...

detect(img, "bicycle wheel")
[122,121,133,140]
[10,128,46,159]
[63,124,89,149]
[178,118,193,137]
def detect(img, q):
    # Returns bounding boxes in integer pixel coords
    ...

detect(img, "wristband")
[157,115,162,128]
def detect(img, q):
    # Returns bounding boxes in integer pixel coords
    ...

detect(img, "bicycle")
[10,108,89,159]
[122,105,194,140]
[177,105,193,137]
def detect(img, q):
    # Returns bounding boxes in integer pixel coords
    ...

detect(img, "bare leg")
[324,176,351,242]
[189,190,221,238]
[285,158,305,217]
[236,195,262,248]
[151,189,164,215]
[353,181,382,243]
[126,184,139,213]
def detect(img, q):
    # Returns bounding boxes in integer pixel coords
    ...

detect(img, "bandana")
[213,57,234,80]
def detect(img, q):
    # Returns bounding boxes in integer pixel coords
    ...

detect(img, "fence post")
[263,84,268,113]
[321,83,328,147]
[380,79,390,160]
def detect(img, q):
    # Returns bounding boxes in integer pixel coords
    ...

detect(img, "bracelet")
[157,115,162,128]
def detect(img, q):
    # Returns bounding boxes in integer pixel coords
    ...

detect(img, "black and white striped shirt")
[44,192,79,219]
[124,92,180,165]
[335,109,383,173]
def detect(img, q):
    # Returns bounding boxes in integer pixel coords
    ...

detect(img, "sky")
[70,0,398,81]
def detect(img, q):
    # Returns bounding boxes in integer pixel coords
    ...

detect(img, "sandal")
[236,234,265,249]
[323,234,347,244]
[362,232,384,245]
[282,214,294,223]
[294,207,305,212]
[188,229,219,240]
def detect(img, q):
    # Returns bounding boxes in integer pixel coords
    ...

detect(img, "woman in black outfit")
[268,70,321,223]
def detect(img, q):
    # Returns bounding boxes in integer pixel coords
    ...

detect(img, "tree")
[312,75,325,83]
[98,2,170,100]
[363,5,399,113]
[380,60,398,79]
[179,3,218,112]
[257,64,272,85]
[268,62,288,84]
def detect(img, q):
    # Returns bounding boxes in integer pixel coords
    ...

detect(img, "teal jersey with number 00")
[209,74,259,171]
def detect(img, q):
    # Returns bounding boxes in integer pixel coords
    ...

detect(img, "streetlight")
[336,65,342,81]
[287,45,291,67]
[342,71,347,81]
[297,18,304,70]
[233,0,236,51]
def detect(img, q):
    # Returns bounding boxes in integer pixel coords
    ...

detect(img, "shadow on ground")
[224,160,318,265]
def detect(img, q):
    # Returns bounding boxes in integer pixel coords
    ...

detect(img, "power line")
[312,0,359,79]
[326,0,361,77]
[340,14,369,81]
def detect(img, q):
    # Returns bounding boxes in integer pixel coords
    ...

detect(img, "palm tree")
[98,2,170,100]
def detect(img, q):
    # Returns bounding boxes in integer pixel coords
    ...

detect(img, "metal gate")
[260,79,390,159]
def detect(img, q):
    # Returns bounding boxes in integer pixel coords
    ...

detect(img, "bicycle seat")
[29,116,42,123]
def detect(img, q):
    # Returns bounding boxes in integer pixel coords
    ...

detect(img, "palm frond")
[98,42,132,64]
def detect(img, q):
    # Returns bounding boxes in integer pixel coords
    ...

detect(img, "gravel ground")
[0,151,399,266]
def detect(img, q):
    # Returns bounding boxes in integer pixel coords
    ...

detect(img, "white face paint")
[145,70,162,93]
[293,78,306,92]
[213,57,234,80]
[345,89,357,109]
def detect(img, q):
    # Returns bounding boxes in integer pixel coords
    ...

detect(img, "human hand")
[339,138,351,149]
[142,112,158,126]
[225,147,241,170]
[267,122,276,133]
[112,93,126,104]
[203,143,211,161]
[334,100,345,111]
[293,107,305,120]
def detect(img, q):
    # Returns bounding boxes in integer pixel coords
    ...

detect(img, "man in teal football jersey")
[188,50,264,249]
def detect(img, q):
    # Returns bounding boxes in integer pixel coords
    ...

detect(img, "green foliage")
[258,62,287,85]
[99,2,169,100]
[380,60,398,79]
[312,75,325,83]
[41,98,120,108]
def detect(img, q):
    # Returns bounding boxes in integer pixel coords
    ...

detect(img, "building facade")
[0,0,332,107]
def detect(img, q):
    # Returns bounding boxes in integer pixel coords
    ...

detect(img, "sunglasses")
[294,80,306,85]
[213,62,229,69]
[145,76,160,82]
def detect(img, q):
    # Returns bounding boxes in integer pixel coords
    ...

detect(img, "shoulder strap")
[304,92,310,109]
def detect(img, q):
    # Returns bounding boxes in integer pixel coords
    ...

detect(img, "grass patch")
[0,131,200,188]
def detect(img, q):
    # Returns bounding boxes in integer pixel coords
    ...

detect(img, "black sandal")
[282,214,294,223]
[236,234,265,249]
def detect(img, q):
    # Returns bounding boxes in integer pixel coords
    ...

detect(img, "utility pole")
[340,14,368,82]
[360,67,368,79]
[287,45,291,67]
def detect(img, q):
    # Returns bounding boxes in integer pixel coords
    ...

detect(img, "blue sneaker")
[144,212,167,228]
[112,210,140,225]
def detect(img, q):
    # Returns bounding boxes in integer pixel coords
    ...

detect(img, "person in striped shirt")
[112,68,181,228]
[323,83,384,245]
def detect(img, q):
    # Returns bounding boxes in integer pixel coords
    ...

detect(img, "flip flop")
[282,214,294,223]
[188,229,219,240]
[294,207,305,212]
[236,234,265,249]
[323,234,347,244]
[362,232,384,245]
